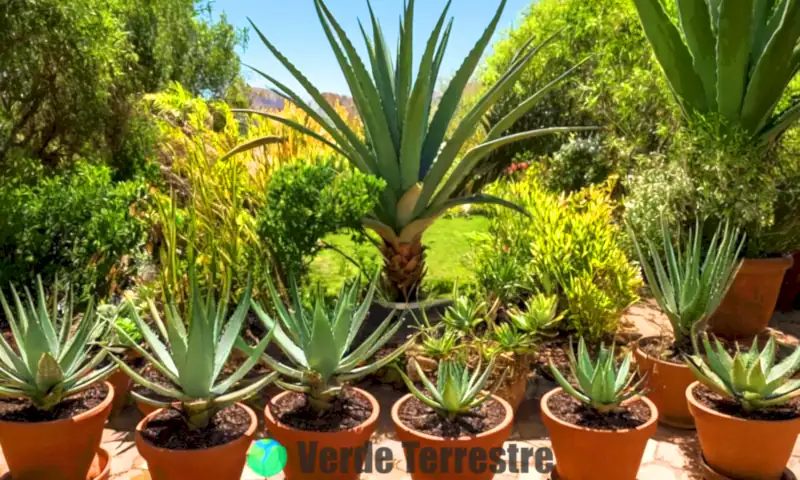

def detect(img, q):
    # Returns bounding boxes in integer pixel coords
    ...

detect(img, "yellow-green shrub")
[472,169,641,340]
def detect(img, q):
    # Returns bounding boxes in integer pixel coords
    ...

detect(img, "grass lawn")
[308,215,490,296]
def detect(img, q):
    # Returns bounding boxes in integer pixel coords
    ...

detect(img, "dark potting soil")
[398,396,506,438]
[269,388,372,433]
[132,365,178,403]
[140,404,250,450]
[0,383,108,423]
[547,390,651,431]
[638,336,692,364]
[693,384,800,421]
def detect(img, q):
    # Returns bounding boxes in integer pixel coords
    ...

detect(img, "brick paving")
[2,302,799,479]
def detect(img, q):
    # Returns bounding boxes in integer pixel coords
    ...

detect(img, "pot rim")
[263,386,380,436]
[135,401,257,454]
[738,255,794,270]
[390,393,513,442]
[686,381,800,426]
[0,380,115,427]
[540,387,659,434]
[92,446,112,479]
[634,336,691,369]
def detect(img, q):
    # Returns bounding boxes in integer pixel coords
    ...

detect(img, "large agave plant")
[687,334,800,411]
[627,218,744,346]
[107,270,277,429]
[227,0,592,300]
[633,0,800,147]
[0,277,114,411]
[249,274,411,411]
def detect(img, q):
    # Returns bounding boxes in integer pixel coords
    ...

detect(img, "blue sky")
[214,0,534,95]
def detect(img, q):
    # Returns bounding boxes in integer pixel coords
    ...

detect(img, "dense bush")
[258,161,385,279]
[472,169,641,340]
[543,135,616,193]
[0,161,148,296]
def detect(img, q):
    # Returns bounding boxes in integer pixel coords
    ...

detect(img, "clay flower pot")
[0,381,114,480]
[540,388,658,480]
[687,381,800,479]
[263,388,380,480]
[107,369,132,414]
[777,252,800,312]
[135,403,257,480]
[88,447,112,480]
[633,337,695,429]
[501,374,529,412]
[136,399,160,417]
[708,256,794,339]
[391,393,514,480]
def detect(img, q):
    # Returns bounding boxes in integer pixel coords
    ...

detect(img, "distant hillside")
[248,86,356,116]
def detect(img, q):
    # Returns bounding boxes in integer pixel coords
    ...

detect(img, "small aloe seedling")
[442,296,486,333]
[399,358,504,420]
[249,274,410,411]
[108,269,277,430]
[0,277,114,411]
[550,338,645,413]
[508,293,563,337]
[686,334,800,412]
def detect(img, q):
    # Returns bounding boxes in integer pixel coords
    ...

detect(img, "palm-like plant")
[227,0,592,300]
[107,270,277,430]
[399,358,503,420]
[687,334,800,411]
[249,274,411,411]
[627,218,744,347]
[0,277,115,411]
[633,0,800,147]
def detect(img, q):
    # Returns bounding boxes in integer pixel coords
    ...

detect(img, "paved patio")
[2,302,800,479]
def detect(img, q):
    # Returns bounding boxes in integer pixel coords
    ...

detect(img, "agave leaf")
[215,371,279,408]
[549,359,591,405]
[232,109,347,156]
[250,300,308,368]
[676,0,717,108]
[213,286,252,383]
[211,329,273,395]
[715,0,754,120]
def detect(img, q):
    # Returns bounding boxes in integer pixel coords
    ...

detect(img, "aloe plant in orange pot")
[628,219,744,428]
[0,277,117,480]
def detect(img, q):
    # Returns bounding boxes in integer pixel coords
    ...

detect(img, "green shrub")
[258,160,386,279]
[0,161,147,297]
[544,135,616,193]
[472,169,641,340]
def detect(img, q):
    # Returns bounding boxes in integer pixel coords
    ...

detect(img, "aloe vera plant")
[686,333,800,411]
[249,274,410,411]
[508,293,564,337]
[107,270,277,430]
[442,296,486,333]
[550,338,646,413]
[491,323,535,355]
[633,0,800,147]
[227,0,592,299]
[399,358,504,420]
[627,218,744,346]
[0,277,114,411]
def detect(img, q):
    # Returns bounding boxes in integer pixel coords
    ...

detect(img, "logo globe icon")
[247,439,288,477]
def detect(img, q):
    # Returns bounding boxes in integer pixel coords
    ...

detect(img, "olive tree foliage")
[465,0,680,194]
[0,0,247,170]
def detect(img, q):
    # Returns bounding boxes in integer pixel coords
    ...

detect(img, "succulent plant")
[420,328,461,359]
[107,270,277,429]
[492,323,535,355]
[249,274,410,411]
[442,296,486,333]
[550,338,645,413]
[508,293,563,337]
[686,333,800,412]
[399,357,504,420]
[627,218,744,345]
[0,277,114,411]
[228,0,592,299]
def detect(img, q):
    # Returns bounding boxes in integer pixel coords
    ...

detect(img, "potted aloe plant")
[543,339,657,479]
[393,358,513,480]
[250,274,410,480]
[227,0,592,302]
[97,303,145,415]
[107,268,277,480]
[686,334,800,478]
[627,219,743,428]
[0,277,117,480]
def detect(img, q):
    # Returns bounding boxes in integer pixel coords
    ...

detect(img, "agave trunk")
[380,238,426,302]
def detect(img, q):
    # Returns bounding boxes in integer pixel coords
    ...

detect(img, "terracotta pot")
[263,388,379,480]
[107,369,132,414]
[687,381,800,479]
[499,373,529,412]
[540,388,658,480]
[135,402,257,480]
[136,399,160,417]
[708,256,794,339]
[777,252,800,312]
[391,393,514,480]
[0,382,114,480]
[87,447,112,480]
[633,337,695,429]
